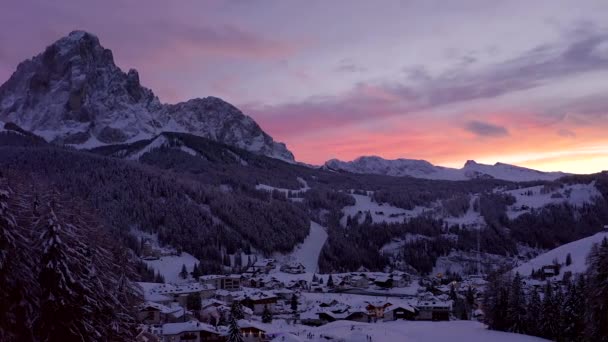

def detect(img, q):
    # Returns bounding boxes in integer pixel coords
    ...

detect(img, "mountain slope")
[0,30,293,161]
[325,156,567,182]
[512,230,608,276]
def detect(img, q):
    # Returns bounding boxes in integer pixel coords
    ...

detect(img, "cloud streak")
[464,121,509,137]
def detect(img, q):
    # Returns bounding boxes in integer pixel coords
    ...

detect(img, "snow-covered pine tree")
[584,238,608,341]
[35,206,89,341]
[192,262,201,279]
[561,278,585,341]
[227,314,243,342]
[540,281,560,340]
[506,273,526,333]
[231,301,245,320]
[262,304,273,323]
[327,274,334,287]
[525,288,541,337]
[0,179,36,341]
[180,263,188,279]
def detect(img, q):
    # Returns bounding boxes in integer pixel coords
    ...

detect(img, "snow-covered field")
[268,320,549,342]
[143,252,200,284]
[512,231,608,276]
[275,221,327,273]
[341,194,430,226]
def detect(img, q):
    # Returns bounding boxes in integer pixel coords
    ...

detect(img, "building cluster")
[135,257,489,341]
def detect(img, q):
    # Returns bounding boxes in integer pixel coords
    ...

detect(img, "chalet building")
[238,320,270,342]
[541,265,560,277]
[161,321,225,342]
[415,301,451,321]
[318,309,370,323]
[365,302,392,319]
[350,275,369,288]
[141,241,161,260]
[240,292,278,314]
[280,262,306,274]
[200,274,242,291]
[149,283,215,308]
[137,301,188,325]
[383,304,417,321]
[251,259,275,274]
[373,275,393,288]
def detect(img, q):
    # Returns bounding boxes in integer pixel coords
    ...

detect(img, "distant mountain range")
[324,156,568,181]
[0,31,294,162]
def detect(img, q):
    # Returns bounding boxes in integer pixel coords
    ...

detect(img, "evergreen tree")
[0,181,35,340]
[231,301,245,320]
[561,279,585,341]
[290,293,299,313]
[35,208,91,341]
[262,305,273,323]
[526,288,542,337]
[227,314,243,342]
[327,274,334,287]
[506,273,526,333]
[449,284,458,301]
[584,238,608,341]
[191,263,201,279]
[540,282,560,340]
[465,286,475,306]
[179,264,188,279]
[565,253,572,266]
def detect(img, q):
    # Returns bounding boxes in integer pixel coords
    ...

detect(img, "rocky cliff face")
[0,31,294,161]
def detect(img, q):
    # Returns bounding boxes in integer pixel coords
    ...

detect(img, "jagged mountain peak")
[0,30,294,162]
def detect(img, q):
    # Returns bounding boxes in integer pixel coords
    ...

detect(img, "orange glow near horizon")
[271,111,608,174]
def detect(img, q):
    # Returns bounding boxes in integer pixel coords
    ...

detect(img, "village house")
[161,321,225,342]
[251,259,275,274]
[149,283,215,307]
[349,275,369,288]
[137,301,189,325]
[141,240,161,260]
[541,265,560,277]
[365,301,392,320]
[280,262,306,274]
[238,320,270,342]
[200,274,242,291]
[373,275,393,288]
[415,300,451,321]
[240,292,278,314]
[383,304,417,321]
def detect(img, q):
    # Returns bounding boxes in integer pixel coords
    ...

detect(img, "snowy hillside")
[512,230,608,276]
[275,221,328,273]
[505,182,602,219]
[0,31,294,162]
[325,156,567,181]
[341,193,431,226]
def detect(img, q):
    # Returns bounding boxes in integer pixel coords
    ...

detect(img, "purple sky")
[2,0,608,172]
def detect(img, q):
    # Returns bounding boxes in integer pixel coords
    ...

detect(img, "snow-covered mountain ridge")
[325,156,568,182]
[0,31,294,162]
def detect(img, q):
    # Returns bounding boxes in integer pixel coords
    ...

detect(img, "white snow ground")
[505,183,601,219]
[143,252,200,284]
[341,194,430,226]
[275,221,328,273]
[269,320,549,342]
[512,231,608,276]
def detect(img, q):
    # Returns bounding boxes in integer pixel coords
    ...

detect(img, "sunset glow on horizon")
[2,0,608,174]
